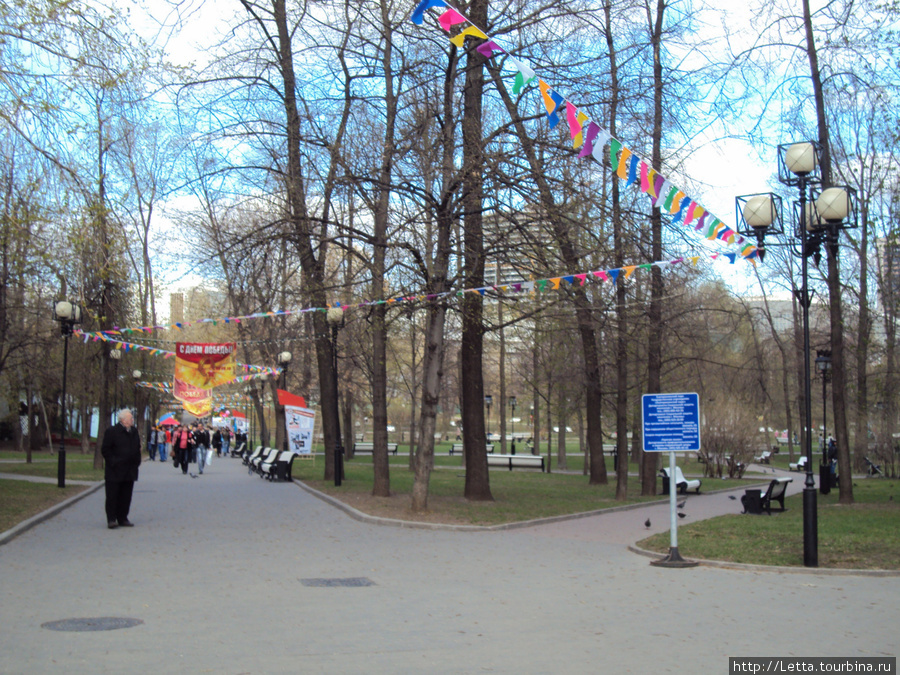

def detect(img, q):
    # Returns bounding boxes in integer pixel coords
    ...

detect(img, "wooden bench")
[486,454,545,471]
[352,442,398,455]
[449,443,494,456]
[742,477,792,514]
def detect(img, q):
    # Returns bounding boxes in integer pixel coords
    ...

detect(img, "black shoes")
[108,521,118,529]
[118,519,134,527]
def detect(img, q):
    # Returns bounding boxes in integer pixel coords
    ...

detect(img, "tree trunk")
[556,388,567,470]
[460,0,492,502]
[641,0,666,496]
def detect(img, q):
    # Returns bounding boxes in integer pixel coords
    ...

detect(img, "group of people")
[145,423,246,468]
[101,411,249,529]
[166,423,247,475]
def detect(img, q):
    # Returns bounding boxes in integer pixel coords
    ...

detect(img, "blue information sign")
[642,393,701,453]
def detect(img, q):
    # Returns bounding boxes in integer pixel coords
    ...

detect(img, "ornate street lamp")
[736,141,856,568]
[484,394,493,440]
[53,301,82,488]
[326,307,344,486]
[509,395,517,455]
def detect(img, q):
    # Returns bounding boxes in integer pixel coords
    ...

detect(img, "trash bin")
[741,489,763,514]
[819,463,831,495]
[661,475,671,495]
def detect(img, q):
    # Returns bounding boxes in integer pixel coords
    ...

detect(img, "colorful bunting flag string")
[75,333,280,377]
[83,251,744,348]
[409,0,758,262]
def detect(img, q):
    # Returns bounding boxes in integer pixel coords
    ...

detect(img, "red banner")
[174,343,236,389]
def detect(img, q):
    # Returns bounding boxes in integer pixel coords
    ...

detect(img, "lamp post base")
[57,449,66,488]
[334,443,343,487]
[803,484,818,567]
[650,547,698,568]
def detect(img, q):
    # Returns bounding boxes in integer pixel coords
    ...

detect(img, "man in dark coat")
[101,409,142,529]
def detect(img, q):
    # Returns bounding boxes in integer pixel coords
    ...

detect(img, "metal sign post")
[642,392,701,568]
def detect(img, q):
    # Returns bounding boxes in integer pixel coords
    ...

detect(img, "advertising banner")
[285,405,316,455]
[173,377,210,405]
[174,342,237,390]
[183,398,212,418]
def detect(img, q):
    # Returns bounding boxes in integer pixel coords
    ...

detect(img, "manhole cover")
[41,617,143,632]
[300,577,375,587]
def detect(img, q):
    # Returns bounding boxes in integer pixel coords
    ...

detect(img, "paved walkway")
[1,458,897,673]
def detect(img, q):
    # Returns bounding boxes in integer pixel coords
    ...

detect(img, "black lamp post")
[132,370,142,444]
[484,395,492,441]
[326,307,344,486]
[244,385,252,450]
[278,351,292,452]
[736,141,856,568]
[509,395,517,454]
[53,301,82,488]
[815,349,832,494]
[109,348,121,416]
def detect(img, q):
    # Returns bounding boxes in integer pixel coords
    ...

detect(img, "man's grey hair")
[117,409,133,423]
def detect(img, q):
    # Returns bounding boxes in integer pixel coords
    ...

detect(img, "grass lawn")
[292,454,748,526]
[0,451,104,482]
[0,479,90,533]
[638,479,900,569]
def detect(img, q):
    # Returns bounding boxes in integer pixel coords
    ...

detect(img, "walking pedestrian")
[101,409,142,529]
[164,425,173,462]
[172,424,193,474]
[222,427,231,458]
[212,427,223,457]
[146,424,156,461]
[193,422,211,474]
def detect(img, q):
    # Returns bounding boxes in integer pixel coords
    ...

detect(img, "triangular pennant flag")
[626,154,640,187]
[476,40,501,58]
[640,161,651,193]
[608,138,623,167]
[563,275,575,285]
[623,265,638,279]
[535,279,548,292]
[449,25,487,48]
[437,7,466,30]
[725,252,737,264]
[593,270,609,281]
[616,147,633,180]
[575,274,587,286]
[538,80,565,128]
[549,278,561,290]
[582,126,600,158]
[511,59,536,95]
[608,269,621,283]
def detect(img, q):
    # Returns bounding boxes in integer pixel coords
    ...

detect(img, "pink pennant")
[566,103,581,140]
[438,7,467,31]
